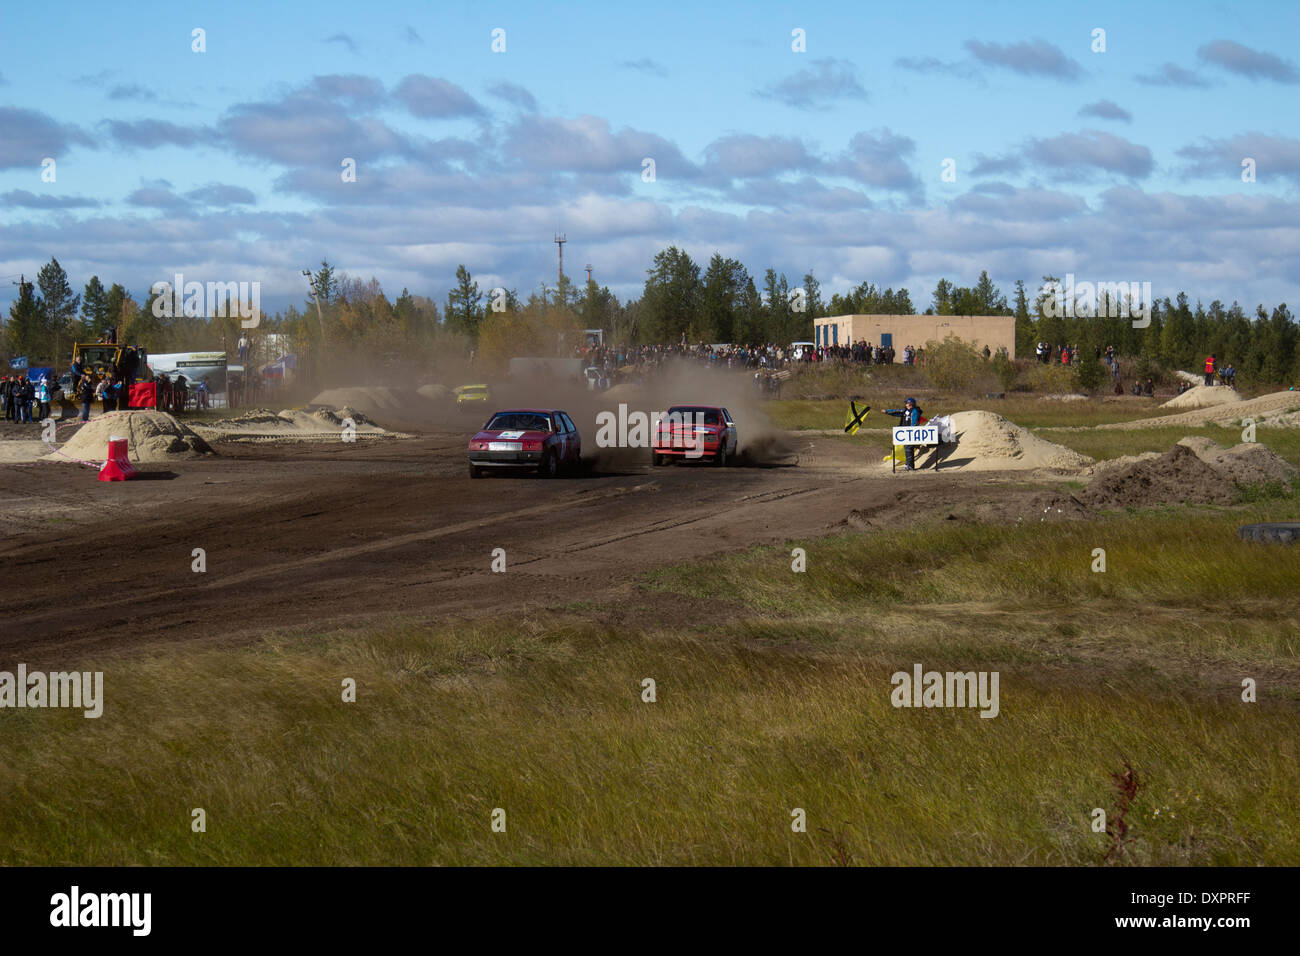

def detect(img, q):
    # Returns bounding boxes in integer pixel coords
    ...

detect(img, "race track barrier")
[97,436,136,481]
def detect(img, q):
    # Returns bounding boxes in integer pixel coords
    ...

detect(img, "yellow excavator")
[71,342,151,380]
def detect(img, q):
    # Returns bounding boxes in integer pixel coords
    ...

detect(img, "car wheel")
[715,445,727,467]
[539,451,558,478]
[469,462,482,479]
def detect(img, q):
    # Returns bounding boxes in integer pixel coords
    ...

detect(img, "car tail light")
[523,440,541,451]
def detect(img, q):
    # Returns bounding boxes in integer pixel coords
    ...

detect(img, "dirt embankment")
[1080,439,1295,509]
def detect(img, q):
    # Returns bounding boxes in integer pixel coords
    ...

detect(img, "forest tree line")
[4,250,1296,384]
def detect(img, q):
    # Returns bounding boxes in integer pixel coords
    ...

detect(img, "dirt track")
[0,426,1067,665]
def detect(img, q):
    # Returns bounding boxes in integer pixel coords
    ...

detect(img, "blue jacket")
[885,405,922,426]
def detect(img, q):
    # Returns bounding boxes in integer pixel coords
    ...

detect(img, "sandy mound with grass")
[52,411,213,463]
[1160,384,1244,410]
[1081,444,1236,508]
[1102,388,1300,429]
[928,410,1094,471]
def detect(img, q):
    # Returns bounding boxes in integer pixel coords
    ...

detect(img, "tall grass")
[2,508,1296,865]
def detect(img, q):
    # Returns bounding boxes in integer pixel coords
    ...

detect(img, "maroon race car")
[467,408,581,478]
[652,404,738,466]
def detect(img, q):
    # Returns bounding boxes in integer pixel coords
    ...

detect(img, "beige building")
[813,314,1015,358]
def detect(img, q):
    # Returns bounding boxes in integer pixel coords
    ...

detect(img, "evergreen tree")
[36,257,79,359]
[5,277,41,357]
[641,246,702,344]
[104,283,129,340]
[80,275,109,339]
[445,265,484,342]
[931,278,954,315]
[312,260,337,303]
[801,271,824,322]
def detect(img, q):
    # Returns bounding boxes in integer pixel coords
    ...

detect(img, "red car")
[467,408,581,478]
[652,405,738,466]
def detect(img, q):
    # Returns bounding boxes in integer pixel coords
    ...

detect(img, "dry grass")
[1,504,1296,865]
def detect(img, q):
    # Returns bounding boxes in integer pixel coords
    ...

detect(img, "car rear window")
[487,413,553,432]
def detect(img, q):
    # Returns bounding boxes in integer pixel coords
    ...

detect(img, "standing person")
[883,397,924,471]
[1204,354,1216,386]
[35,377,50,421]
[17,376,33,423]
[1,376,11,421]
[100,375,117,415]
[115,347,139,411]
[78,374,95,422]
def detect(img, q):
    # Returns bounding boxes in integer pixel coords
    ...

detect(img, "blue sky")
[1,0,1298,319]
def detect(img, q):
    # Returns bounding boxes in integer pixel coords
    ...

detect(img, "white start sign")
[893,425,939,446]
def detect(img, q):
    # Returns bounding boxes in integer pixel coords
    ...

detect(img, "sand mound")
[193,405,390,442]
[1082,444,1236,508]
[53,411,212,463]
[417,384,451,402]
[1102,388,1300,429]
[928,410,1094,471]
[1161,385,1243,410]
[1177,436,1297,486]
[310,387,416,417]
[1080,451,1162,479]
[307,386,453,430]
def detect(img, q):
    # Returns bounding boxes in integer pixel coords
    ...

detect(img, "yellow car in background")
[455,384,492,411]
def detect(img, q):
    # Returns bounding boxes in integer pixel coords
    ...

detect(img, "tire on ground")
[1237,522,1300,544]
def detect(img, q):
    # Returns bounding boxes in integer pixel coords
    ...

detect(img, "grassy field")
[2,500,1297,866]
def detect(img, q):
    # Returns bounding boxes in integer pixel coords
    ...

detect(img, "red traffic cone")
[98,436,136,481]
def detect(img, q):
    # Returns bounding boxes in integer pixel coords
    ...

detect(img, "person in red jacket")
[1204,354,1216,386]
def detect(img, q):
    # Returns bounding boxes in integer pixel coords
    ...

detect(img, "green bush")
[1026,363,1078,393]
[922,336,985,391]
[1133,350,1157,382]
[1075,353,1107,392]
[992,351,1019,391]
